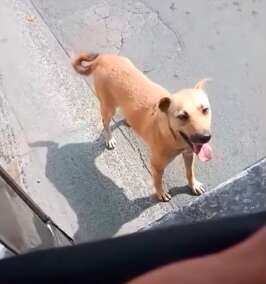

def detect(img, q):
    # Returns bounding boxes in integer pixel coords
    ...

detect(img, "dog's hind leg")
[100,103,116,150]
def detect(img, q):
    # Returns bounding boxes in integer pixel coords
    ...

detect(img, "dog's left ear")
[194,78,212,90]
[159,97,171,112]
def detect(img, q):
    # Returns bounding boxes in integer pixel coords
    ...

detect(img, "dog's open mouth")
[179,131,213,162]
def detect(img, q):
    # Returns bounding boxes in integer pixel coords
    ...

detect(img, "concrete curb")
[142,157,266,230]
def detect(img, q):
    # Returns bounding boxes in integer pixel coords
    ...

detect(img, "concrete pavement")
[145,158,266,230]
[32,0,266,187]
[0,0,265,243]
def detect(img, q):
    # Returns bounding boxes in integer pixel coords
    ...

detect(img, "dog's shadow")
[169,186,192,196]
[30,136,155,242]
[30,128,191,242]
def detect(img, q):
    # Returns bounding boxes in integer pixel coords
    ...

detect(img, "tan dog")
[72,53,213,201]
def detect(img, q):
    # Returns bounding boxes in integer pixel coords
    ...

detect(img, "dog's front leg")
[150,155,171,202]
[183,151,205,195]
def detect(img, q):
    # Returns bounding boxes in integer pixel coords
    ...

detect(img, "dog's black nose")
[191,132,211,144]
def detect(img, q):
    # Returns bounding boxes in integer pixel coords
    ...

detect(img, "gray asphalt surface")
[0,0,265,243]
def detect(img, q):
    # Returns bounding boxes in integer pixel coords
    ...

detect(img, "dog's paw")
[157,191,172,202]
[105,137,116,150]
[189,180,205,195]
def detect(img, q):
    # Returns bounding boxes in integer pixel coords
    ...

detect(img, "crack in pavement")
[118,31,125,55]
[138,0,184,52]
[115,123,152,175]
[30,0,152,177]
[93,4,126,54]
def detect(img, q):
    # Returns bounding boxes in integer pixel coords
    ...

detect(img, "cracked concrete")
[138,0,184,52]
[0,0,265,243]
[0,0,173,243]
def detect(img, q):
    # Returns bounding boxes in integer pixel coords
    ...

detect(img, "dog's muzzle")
[190,132,211,144]
[179,131,211,147]
[179,131,213,162]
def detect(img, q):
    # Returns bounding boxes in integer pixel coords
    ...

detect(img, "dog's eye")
[202,107,209,115]
[177,112,189,121]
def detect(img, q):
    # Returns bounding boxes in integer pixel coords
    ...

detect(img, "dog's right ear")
[194,78,212,90]
[159,97,171,112]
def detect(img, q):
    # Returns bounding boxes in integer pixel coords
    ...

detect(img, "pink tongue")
[194,143,213,162]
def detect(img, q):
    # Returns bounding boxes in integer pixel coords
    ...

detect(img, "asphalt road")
[0,0,265,243]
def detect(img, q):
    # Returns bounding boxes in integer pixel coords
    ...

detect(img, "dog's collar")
[162,108,189,148]
[167,116,192,149]
[167,115,178,142]
[179,131,193,149]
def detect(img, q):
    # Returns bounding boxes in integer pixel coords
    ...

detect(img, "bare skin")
[128,226,266,284]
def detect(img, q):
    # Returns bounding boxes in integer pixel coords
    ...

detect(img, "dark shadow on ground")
[169,186,193,197]
[29,126,192,243]
[30,137,157,243]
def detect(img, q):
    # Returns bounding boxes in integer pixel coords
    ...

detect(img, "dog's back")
[72,53,169,132]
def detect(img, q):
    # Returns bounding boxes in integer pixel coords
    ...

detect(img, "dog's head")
[158,79,213,161]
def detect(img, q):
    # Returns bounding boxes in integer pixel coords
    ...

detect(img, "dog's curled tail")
[71,52,99,76]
